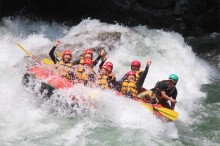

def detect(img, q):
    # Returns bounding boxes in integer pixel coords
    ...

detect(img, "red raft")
[22,66,73,97]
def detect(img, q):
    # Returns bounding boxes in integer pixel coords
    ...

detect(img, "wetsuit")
[151,80,177,109]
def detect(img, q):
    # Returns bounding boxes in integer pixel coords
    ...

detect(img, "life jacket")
[97,75,110,89]
[152,80,176,103]
[59,60,73,68]
[75,67,87,83]
[135,70,144,81]
[121,80,138,98]
[57,60,74,81]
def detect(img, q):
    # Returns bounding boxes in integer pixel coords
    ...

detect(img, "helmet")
[169,74,179,82]
[83,59,93,65]
[126,71,136,77]
[62,50,72,58]
[102,65,111,73]
[104,62,113,69]
[84,49,93,55]
[131,60,141,70]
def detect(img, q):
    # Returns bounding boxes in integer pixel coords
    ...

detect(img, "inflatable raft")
[22,66,73,97]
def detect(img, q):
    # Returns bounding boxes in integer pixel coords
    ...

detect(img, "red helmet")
[83,59,93,65]
[126,71,136,77]
[104,62,113,69]
[131,60,141,70]
[102,65,111,73]
[84,49,93,55]
[62,50,72,58]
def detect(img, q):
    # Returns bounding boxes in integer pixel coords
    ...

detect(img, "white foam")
[0,18,212,145]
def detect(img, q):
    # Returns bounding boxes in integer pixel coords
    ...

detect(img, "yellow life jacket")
[121,80,138,97]
[59,60,73,68]
[79,57,84,65]
[57,61,73,81]
[75,67,87,81]
[97,75,109,89]
[135,70,144,81]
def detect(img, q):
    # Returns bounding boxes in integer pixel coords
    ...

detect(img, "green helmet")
[169,74,178,82]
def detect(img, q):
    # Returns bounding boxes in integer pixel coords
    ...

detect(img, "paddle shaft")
[16,42,42,65]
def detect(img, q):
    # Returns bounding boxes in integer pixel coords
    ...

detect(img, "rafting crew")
[48,40,178,111]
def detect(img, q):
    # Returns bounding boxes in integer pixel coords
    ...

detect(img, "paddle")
[16,42,42,65]
[56,51,62,58]
[141,102,178,121]
[41,51,61,65]
[42,58,54,65]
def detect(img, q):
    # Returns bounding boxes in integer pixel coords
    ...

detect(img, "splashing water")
[0,17,219,146]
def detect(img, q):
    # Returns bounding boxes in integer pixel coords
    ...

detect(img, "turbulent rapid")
[0,17,219,146]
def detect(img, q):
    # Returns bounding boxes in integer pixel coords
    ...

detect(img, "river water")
[0,17,219,146]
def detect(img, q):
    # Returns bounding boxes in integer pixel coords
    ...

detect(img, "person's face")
[127,75,136,82]
[84,54,92,59]
[131,66,139,71]
[168,80,176,89]
[101,68,108,75]
[63,54,71,62]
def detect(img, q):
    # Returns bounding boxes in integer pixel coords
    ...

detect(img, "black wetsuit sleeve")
[114,74,126,91]
[136,65,150,93]
[99,60,105,69]
[49,46,59,64]
[93,55,102,66]
[119,74,127,83]
[171,88,177,100]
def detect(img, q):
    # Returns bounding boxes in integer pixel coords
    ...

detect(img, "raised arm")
[136,59,151,92]
[49,40,61,64]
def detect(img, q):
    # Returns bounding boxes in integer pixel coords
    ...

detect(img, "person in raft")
[96,65,112,90]
[119,59,151,98]
[49,40,75,81]
[98,56,117,89]
[138,74,178,110]
[119,60,145,82]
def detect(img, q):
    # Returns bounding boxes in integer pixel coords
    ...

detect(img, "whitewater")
[0,17,219,146]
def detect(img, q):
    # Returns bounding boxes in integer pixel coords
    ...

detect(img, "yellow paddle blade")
[141,102,153,112]
[140,102,178,121]
[56,52,62,58]
[16,42,33,57]
[154,107,178,121]
[42,58,54,65]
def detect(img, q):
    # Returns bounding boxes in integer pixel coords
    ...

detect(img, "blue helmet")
[169,74,179,82]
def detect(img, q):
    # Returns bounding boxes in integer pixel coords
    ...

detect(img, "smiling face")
[101,68,108,76]
[168,80,176,89]
[84,53,92,59]
[127,74,136,82]
[63,54,72,62]
[131,66,139,71]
